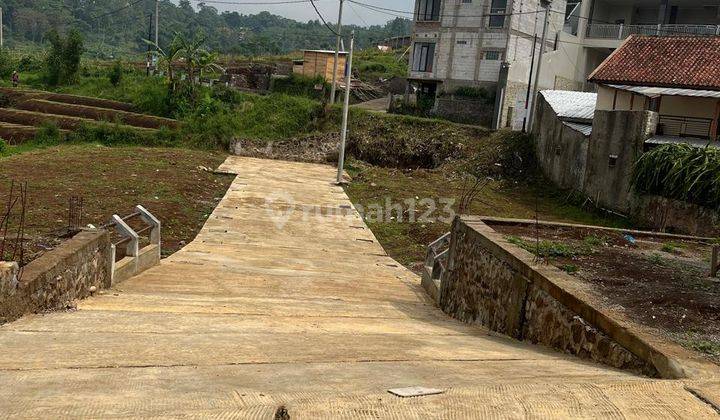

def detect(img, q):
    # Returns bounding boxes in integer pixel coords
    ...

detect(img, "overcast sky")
[192,0,414,27]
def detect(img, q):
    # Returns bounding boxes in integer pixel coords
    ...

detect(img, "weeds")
[661,241,684,253]
[505,236,590,258]
[560,264,579,274]
[632,143,720,209]
[648,253,665,266]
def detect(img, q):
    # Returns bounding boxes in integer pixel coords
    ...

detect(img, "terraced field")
[0,87,177,143]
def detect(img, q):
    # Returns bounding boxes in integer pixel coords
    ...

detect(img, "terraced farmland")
[0,87,177,143]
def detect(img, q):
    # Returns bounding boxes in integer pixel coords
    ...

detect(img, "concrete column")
[658,0,669,24]
[577,0,593,40]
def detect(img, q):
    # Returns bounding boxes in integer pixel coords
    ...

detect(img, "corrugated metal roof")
[303,49,349,55]
[540,90,597,122]
[563,121,592,137]
[646,135,720,149]
[607,84,720,99]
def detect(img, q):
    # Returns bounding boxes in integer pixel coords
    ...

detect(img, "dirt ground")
[491,222,720,365]
[0,145,232,264]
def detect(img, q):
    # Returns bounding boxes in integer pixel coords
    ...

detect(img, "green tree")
[44,29,84,86]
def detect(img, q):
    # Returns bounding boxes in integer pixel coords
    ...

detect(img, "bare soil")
[490,222,720,365]
[15,99,178,129]
[0,145,232,264]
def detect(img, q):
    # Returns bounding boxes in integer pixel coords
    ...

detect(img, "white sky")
[189,0,415,27]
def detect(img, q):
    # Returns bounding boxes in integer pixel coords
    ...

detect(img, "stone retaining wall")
[0,230,112,324]
[439,216,695,378]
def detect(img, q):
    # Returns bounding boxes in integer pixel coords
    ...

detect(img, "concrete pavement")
[0,156,718,418]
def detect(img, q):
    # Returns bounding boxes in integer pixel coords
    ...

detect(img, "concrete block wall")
[0,230,112,324]
[438,216,699,378]
[584,110,658,213]
[532,95,589,191]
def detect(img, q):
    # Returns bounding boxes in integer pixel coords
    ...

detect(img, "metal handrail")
[587,23,720,40]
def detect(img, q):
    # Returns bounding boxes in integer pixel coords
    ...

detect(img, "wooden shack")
[294,50,348,81]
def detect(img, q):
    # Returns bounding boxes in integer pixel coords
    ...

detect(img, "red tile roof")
[588,35,720,91]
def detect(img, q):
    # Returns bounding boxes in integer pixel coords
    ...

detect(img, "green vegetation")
[0,1,410,57]
[648,253,666,266]
[661,241,684,253]
[505,236,592,258]
[560,264,579,274]
[108,61,123,87]
[355,49,408,82]
[44,29,84,86]
[271,74,329,100]
[632,144,720,209]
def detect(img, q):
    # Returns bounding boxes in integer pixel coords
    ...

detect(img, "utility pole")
[1,7,4,49]
[146,13,153,76]
[154,0,159,73]
[527,1,551,131]
[522,34,537,133]
[336,30,354,184]
[329,0,345,103]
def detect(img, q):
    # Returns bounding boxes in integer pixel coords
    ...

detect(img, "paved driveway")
[0,157,717,418]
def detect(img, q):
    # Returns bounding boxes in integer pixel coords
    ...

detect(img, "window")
[484,51,501,60]
[416,0,441,21]
[461,0,472,3]
[412,42,435,72]
[456,40,468,45]
[488,0,507,28]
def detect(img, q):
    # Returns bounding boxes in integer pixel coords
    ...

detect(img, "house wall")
[584,110,658,213]
[596,85,647,111]
[532,94,589,191]
[660,96,719,119]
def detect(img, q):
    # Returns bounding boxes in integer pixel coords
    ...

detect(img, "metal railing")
[657,115,714,139]
[587,23,720,40]
[425,232,451,282]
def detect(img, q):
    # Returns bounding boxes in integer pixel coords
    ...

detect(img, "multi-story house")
[408,0,720,129]
[408,0,566,128]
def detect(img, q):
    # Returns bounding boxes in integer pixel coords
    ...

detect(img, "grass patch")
[505,236,590,258]
[560,264,579,274]
[0,144,232,259]
[661,241,685,254]
[648,253,666,266]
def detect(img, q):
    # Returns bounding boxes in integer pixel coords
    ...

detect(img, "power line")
[190,0,320,5]
[90,0,147,21]
[309,0,342,36]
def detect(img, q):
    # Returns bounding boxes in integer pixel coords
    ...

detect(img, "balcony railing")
[657,115,715,140]
[587,23,720,40]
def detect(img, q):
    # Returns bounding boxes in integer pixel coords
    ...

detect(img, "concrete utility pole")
[1,7,4,49]
[329,0,345,103]
[527,1,551,131]
[154,0,160,73]
[336,30,354,184]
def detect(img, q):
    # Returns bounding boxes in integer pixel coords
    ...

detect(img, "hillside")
[0,0,411,57]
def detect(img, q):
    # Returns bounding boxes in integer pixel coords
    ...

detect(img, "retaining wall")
[0,230,112,323]
[533,95,589,191]
[439,216,700,379]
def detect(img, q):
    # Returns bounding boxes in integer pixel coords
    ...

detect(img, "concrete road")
[0,157,718,418]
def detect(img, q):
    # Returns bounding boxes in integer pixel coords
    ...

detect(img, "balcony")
[587,23,720,40]
[657,115,716,140]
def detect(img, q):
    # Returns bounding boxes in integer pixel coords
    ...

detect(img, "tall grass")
[632,144,720,209]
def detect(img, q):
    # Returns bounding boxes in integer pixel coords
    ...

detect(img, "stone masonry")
[0,229,112,323]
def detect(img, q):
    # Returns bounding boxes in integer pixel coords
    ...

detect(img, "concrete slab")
[0,156,716,418]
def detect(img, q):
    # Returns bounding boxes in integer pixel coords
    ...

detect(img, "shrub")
[0,138,7,155]
[271,74,328,100]
[0,48,16,78]
[68,123,179,147]
[34,123,63,144]
[182,96,241,149]
[453,86,495,104]
[235,93,324,140]
[44,29,85,86]
[18,54,43,72]
[632,144,720,209]
[109,61,124,87]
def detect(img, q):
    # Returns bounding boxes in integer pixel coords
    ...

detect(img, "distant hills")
[0,0,412,57]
